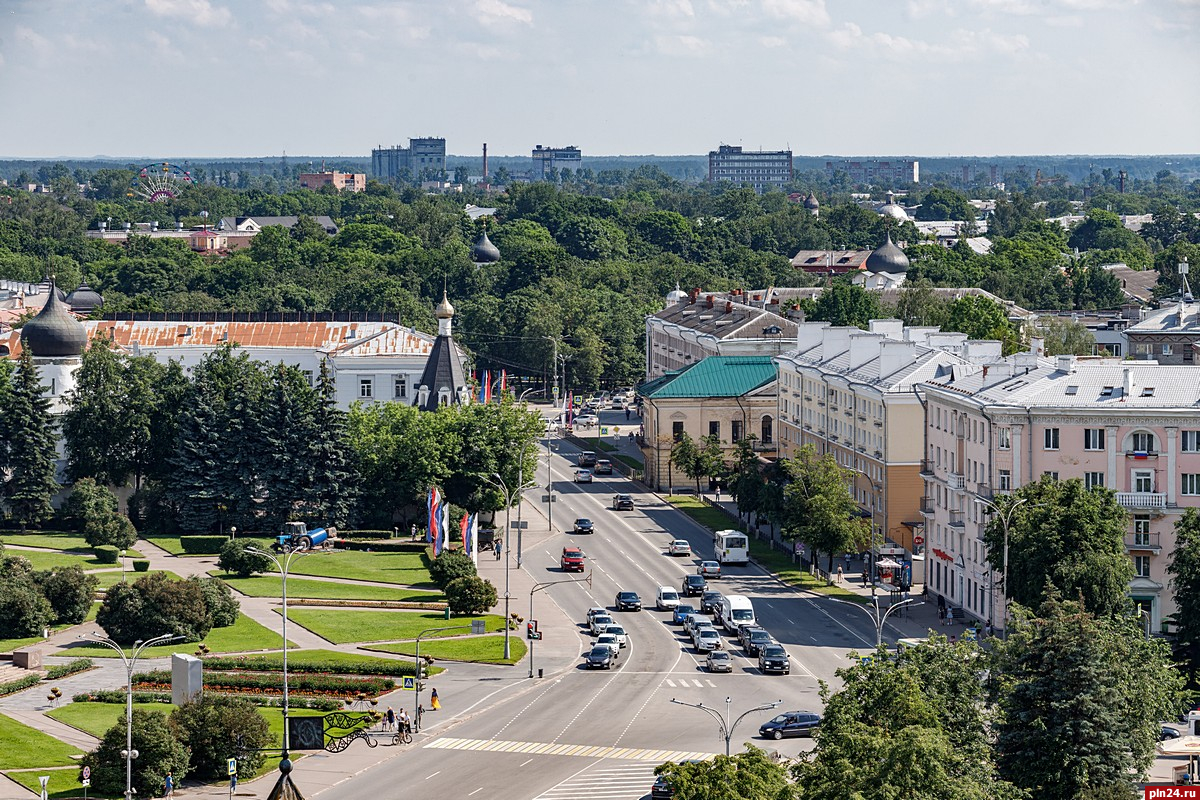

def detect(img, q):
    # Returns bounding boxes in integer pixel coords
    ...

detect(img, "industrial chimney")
[482,143,489,190]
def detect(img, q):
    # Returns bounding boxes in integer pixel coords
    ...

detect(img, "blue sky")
[1,0,1196,158]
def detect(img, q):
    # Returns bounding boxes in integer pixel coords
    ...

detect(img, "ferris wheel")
[128,162,193,202]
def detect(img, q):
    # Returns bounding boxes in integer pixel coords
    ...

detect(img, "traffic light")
[527,620,542,640]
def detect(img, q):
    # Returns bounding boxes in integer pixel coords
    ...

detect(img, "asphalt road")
[320,407,895,800]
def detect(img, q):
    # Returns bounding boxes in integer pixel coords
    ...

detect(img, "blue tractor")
[272,522,334,553]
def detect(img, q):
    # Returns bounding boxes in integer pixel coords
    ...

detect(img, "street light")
[826,595,923,648]
[530,573,592,679]
[82,632,182,799]
[973,496,1027,637]
[669,696,782,757]
[482,467,539,661]
[119,550,127,583]
[412,622,483,732]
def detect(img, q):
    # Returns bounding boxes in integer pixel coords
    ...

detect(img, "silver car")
[693,627,723,652]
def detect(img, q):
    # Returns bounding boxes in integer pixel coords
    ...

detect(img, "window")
[672,421,685,441]
[1085,472,1105,490]
[1134,515,1151,535]
[1043,471,1059,480]
[1133,469,1154,493]
[732,420,744,442]
[1044,428,1060,450]
[1134,555,1151,578]
[1183,474,1200,496]
[1100,386,1114,397]
[359,378,373,398]
[1084,429,1105,451]
[998,469,1011,492]
[761,415,773,445]
[1134,529,1152,547]
[708,421,720,438]
[997,428,1011,450]
[1183,431,1200,452]
[394,376,407,398]
[301,370,314,387]
[1163,344,1173,356]
[1131,432,1156,453]
[1141,387,1156,397]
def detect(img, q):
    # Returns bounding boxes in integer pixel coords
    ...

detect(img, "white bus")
[715,530,749,565]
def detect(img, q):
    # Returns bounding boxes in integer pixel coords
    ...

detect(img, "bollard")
[538,668,543,679]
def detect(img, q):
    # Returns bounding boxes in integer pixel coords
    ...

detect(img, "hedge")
[200,654,420,677]
[132,669,395,697]
[132,560,151,572]
[0,674,42,696]
[340,530,396,540]
[73,689,342,711]
[334,540,420,553]
[93,545,120,564]
[45,659,93,680]
[179,536,231,554]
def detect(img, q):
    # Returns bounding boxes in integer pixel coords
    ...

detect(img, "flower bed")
[72,689,342,711]
[132,669,394,697]
[45,659,93,680]
[0,674,41,697]
[200,654,420,677]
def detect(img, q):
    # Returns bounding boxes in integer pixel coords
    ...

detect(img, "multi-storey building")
[774,321,1000,557]
[825,159,920,185]
[1124,293,1199,365]
[921,354,1200,632]
[298,171,366,193]
[532,145,582,180]
[707,145,793,192]
[371,138,447,181]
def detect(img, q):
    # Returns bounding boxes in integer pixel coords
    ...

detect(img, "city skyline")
[0,0,1197,159]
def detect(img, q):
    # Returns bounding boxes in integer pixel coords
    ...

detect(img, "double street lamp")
[529,573,592,679]
[973,496,1027,637]
[482,468,539,661]
[827,595,923,648]
[669,696,782,758]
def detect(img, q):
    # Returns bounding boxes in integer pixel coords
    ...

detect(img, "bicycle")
[393,723,413,745]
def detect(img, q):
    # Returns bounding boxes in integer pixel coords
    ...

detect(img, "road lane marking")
[665,679,675,687]
[706,679,716,687]
[467,789,484,796]
[425,737,716,763]
[425,771,440,780]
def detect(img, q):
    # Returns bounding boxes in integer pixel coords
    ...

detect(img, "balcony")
[857,413,867,422]
[920,459,935,476]
[844,409,853,417]
[1116,492,1167,510]
[947,473,966,491]
[919,497,935,515]
[1124,450,1160,460]
[976,484,993,500]
[948,509,965,528]
[1125,533,1162,553]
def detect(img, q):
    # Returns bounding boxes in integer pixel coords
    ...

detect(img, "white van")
[717,594,756,632]
[656,586,681,610]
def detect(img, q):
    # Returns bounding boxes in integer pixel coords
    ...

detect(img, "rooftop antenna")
[1180,258,1192,305]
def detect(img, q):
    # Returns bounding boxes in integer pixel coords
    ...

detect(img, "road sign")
[913,535,925,546]
[600,427,609,435]
[509,521,529,529]
[228,758,237,776]
[81,780,90,788]
[82,767,90,780]
[541,494,558,503]
[613,426,620,434]
[402,676,416,691]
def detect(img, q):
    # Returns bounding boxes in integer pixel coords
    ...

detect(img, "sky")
[0,0,1196,159]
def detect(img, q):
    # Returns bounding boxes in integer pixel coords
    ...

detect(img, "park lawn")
[0,533,144,559]
[11,549,111,572]
[285,550,436,588]
[142,535,273,557]
[367,634,527,666]
[0,604,101,652]
[0,712,83,769]
[285,609,505,645]
[48,701,176,738]
[4,770,98,800]
[212,573,443,603]
[259,648,418,670]
[66,614,292,659]
[92,570,177,589]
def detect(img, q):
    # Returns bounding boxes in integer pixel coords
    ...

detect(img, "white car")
[574,469,593,483]
[590,614,615,635]
[693,627,723,652]
[683,613,712,636]
[603,625,629,648]
[656,586,680,610]
[594,633,621,658]
[575,414,599,427]
[585,606,608,624]
[668,539,692,557]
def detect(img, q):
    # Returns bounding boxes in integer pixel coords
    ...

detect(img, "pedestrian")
[844,552,852,568]
[950,635,957,644]
[937,606,945,624]
[430,688,441,711]
[164,770,174,798]
[715,487,722,503]
[984,621,993,638]
[398,707,411,735]
[416,704,424,730]
[836,565,843,583]
[386,706,395,731]
[410,523,417,541]
[625,407,631,421]
[494,538,503,560]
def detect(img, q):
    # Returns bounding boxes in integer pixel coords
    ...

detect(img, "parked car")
[671,604,696,625]
[561,547,585,572]
[615,591,642,611]
[693,627,723,652]
[584,645,615,670]
[612,494,635,510]
[594,633,621,659]
[681,574,707,596]
[667,539,692,557]
[577,451,598,467]
[706,650,733,673]
[759,711,821,739]
[700,591,723,615]
[576,414,599,427]
[1161,725,1183,741]
[574,469,593,483]
[656,586,680,610]
[698,561,722,579]
[573,518,594,534]
[589,613,614,635]
[594,459,613,475]
[758,644,790,675]
[604,625,628,648]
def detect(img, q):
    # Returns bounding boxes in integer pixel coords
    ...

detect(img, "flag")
[566,392,574,423]
[477,371,486,403]
[460,513,470,554]
[426,488,438,545]
[438,499,451,556]
[467,514,478,567]
[500,370,507,398]
[428,487,444,555]
[483,370,492,404]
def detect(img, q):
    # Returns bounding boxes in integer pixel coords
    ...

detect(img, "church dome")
[804,193,820,209]
[435,291,455,320]
[865,234,910,275]
[21,283,87,358]
[666,282,688,304]
[470,231,501,263]
[65,283,104,315]
[877,202,909,221]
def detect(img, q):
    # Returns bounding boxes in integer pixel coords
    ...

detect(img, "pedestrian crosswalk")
[662,678,717,688]
[424,736,715,763]
[533,762,658,799]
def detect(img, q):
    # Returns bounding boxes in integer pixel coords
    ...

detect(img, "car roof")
[763,644,786,652]
[658,585,676,592]
[618,590,638,596]
[709,650,730,657]
[672,539,690,544]
[686,574,705,581]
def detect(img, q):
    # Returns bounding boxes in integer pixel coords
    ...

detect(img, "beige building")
[298,171,366,193]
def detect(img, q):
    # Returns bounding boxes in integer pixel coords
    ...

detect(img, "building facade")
[371,138,447,181]
[1124,294,1199,365]
[707,146,793,192]
[298,171,366,192]
[825,159,920,185]
[532,146,582,180]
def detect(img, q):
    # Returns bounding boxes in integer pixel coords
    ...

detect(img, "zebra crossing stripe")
[424,737,717,762]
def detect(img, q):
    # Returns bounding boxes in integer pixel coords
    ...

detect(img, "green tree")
[216,539,273,578]
[1167,508,1200,684]
[1039,316,1097,356]
[654,747,796,800]
[991,596,1181,799]
[310,359,357,526]
[62,337,130,485]
[804,282,882,329]
[61,478,138,549]
[97,572,213,644]
[169,696,271,779]
[981,476,1133,617]
[670,433,704,494]
[81,709,189,797]
[187,575,240,628]
[893,279,949,328]
[780,444,868,572]
[0,555,54,637]
[727,438,763,526]
[915,187,976,222]
[944,294,1015,345]
[428,550,477,590]
[445,575,498,615]
[3,347,59,529]
[35,565,99,625]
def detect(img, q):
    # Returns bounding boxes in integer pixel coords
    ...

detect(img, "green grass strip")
[367,634,527,666]
[0,712,83,770]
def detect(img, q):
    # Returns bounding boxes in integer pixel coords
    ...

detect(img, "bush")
[217,538,273,577]
[179,535,231,555]
[169,695,271,779]
[445,576,498,615]
[0,556,53,637]
[0,674,43,696]
[428,551,476,590]
[45,659,93,680]
[93,545,119,564]
[335,539,419,552]
[132,669,395,697]
[35,565,99,624]
[132,559,150,572]
[97,572,212,645]
[93,514,138,551]
[200,654,419,676]
[59,478,117,533]
[74,689,340,711]
[186,576,239,628]
[81,709,188,797]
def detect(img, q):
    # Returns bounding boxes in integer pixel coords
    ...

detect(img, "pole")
[503,490,511,661]
[974,496,1026,639]
[516,458,525,569]
[546,435,553,533]
[827,596,921,648]
[669,697,780,758]
[413,625,471,732]
[529,573,592,679]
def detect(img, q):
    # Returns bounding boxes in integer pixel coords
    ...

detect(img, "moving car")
[741,627,774,657]
[576,413,599,427]
[683,613,711,636]
[700,591,723,615]
[594,459,613,475]
[612,494,635,510]
[589,613,614,635]
[698,561,722,579]
[759,711,821,739]
[585,606,608,624]
[577,451,598,467]
[574,469,593,483]
[610,398,624,409]
[584,645,615,670]
[671,604,696,625]
[561,547,585,572]
[594,633,621,658]
[667,539,692,557]
[615,591,642,611]
[718,595,756,633]
[604,624,629,648]
[706,650,733,673]
[656,586,680,610]
[573,518,594,534]
[693,627,723,652]
[758,644,790,675]
[681,574,707,596]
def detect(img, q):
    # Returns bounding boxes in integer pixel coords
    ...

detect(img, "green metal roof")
[641,356,776,399]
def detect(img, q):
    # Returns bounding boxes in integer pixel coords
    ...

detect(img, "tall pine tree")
[4,348,60,530]
[61,336,129,486]
[1168,508,1200,685]
[310,359,357,526]
[258,364,317,531]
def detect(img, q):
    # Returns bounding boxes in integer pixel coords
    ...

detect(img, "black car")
[743,627,774,657]
[584,646,615,670]
[612,494,635,510]
[681,574,707,596]
[1161,725,1183,741]
[759,644,790,674]
[700,591,723,615]
[759,711,821,739]
[573,518,594,534]
[615,591,642,611]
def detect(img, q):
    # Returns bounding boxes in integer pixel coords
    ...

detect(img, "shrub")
[93,514,138,550]
[45,659,93,680]
[80,709,188,797]
[179,535,232,555]
[169,695,271,779]
[59,478,117,533]
[445,576,498,615]
[200,654,419,677]
[132,559,150,572]
[93,545,120,564]
[35,565,99,625]
[0,556,53,637]
[132,669,394,697]
[0,674,42,696]
[216,539,273,577]
[186,576,239,628]
[73,689,340,710]
[97,572,212,645]
[428,551,476,590]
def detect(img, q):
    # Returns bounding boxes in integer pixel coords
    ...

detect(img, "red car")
[560,547,585,572]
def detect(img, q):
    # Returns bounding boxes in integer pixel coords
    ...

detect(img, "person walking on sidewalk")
[835,565,843,583]
[164,771,174,798]
[430,688,441,711]
[494,538,503,560]
[385,706,395,731]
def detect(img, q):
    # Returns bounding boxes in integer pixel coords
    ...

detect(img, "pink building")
[922,353,1200,633]
[298,171,366,193]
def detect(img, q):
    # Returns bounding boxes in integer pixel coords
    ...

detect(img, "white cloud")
[760,35,786,47]
[144,0,232,27]
[906,0,954,18]
[654,34,711,56]
[647,0,696,17]
[828,22,1029,61]
[475,0,533,25]
[763,0,829,25]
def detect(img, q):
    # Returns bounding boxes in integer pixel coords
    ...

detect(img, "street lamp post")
[83,632,182,800]
[483,466,539,661]
[529,573,592,679]
[669,696,782,757]
[827,595,923,648]
[119,550,127,583]
[974,496,1027,637]
[412,622,482,732]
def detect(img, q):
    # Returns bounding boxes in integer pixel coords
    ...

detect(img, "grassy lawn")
[66,613,292,659]
[285,550,436,588]
[0,712,83,769]
[0,604,100,652]
[236,648,418,671]
[286,609,505,645]
[367,634,527,665]
[613,453,644,470]
[48,701,175,738]
[141,535,273,557]
[4,770,96,800]
[10,549,111,572]
[212,573,443,603]
[92,570,177,589]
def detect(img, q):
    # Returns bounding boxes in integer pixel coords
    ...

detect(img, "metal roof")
[641,356,776,399]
